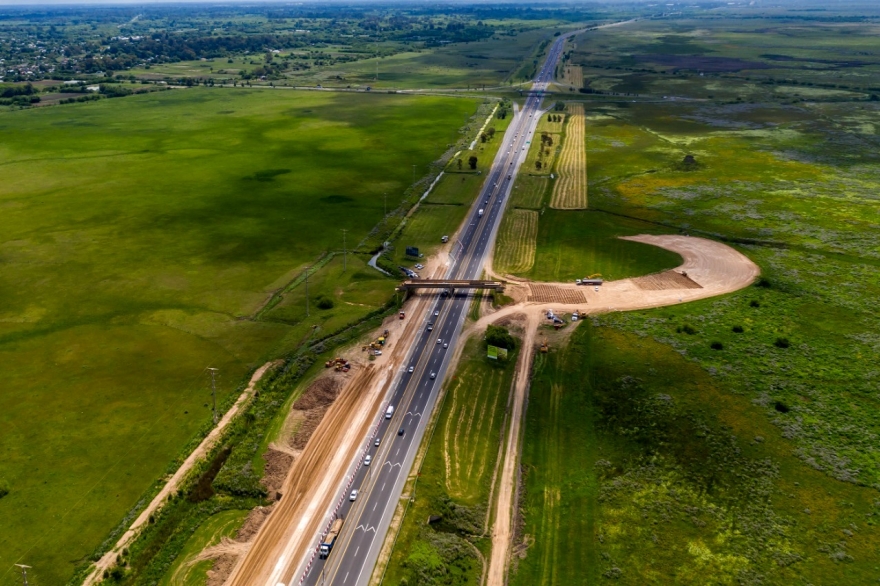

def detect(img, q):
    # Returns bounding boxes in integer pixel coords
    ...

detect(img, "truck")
[319,518,344,559]
[385,405,394,419]
[478,209,484,217]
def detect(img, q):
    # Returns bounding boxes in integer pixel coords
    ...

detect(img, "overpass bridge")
[397,279,505,293]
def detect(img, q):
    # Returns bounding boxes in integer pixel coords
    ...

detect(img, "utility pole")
[207,368,219,425]
[305,265,310,317]
[383,192,387,216]
[15,564,31,586]
[342,229,348,272]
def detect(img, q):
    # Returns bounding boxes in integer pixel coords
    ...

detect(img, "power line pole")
[207,368,219,425]
[305,265,310,317]
[15,564,31,586]
[383,192,387,216]
[342,229,348,272]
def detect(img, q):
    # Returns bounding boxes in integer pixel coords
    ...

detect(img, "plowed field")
[550,103,587,210]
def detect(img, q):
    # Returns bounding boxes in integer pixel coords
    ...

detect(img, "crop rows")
[564,65,584,88]
[550,103,588,210]
[494,209,538,274]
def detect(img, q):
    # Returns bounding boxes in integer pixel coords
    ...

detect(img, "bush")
[756,277,772,288]
[316,296,334,310]
[750,300,760,308]
[677,324,697,335]
[732,325,744,333]
[710,341,723,350]
[0,479,9,499]
[485,325,516,350]
[774,337,790,349]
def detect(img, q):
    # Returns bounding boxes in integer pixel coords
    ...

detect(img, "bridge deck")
[397,279,505,291]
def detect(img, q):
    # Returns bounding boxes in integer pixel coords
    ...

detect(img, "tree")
[536,161,542,170]
[468,156,478,170]
[486,127,496,138]
[486,325,516,350]
[456,158,463,170]
[480,133,487,143]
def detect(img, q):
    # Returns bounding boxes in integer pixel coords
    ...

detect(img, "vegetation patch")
[494,209,539,275]
[549,103,588,210]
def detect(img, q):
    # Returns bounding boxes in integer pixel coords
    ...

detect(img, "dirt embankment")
[200,374,345,584]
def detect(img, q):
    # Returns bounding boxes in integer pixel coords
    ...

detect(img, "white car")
[350,489,358,501]
[408,365,414,373]
[443,343,448,349]
[375,437,381,447]
[434,310,439,316]
[576,279,582,285]
[437,338,442,344]
[364,455,372,466]
[430,372,436,379]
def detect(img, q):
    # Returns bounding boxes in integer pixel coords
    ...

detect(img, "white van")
[385,405,394,419]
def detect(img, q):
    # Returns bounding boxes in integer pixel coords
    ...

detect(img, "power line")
[342,229,348,272]
[206,368,219,425]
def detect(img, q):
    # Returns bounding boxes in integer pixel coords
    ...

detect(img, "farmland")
[382,335,517,586]
[494,209,539,275]
[0,87,478,585]
[512,322,880,585]
[549,103,587,210]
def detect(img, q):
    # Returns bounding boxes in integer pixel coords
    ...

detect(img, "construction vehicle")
[319,518,344,559]
[325,357,350,372]
[540,340,549,353]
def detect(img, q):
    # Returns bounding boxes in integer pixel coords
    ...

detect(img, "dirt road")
[83,360,281,586]
[483,234,759,586]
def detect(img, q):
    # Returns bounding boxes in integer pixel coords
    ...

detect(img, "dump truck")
[319,518,344,559]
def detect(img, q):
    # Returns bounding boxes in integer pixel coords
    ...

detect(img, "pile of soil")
[261,449,294,501]
[292,377,341,410]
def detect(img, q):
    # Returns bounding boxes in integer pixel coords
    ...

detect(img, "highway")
[294,30,574,586]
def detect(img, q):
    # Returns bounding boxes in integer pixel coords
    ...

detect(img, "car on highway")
[430,372,436,379]
[350,489,358,501]
[408,365,414,373]
[434,310,439,316]
[443,343,448,349]
[437,338,442,344]
[398,428,405,436]
[364,455,372,466]
[427,323,433,331]
[375,437,381,447]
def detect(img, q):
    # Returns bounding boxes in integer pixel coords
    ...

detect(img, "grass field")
[158,509,249,586]
[549,103,587,210]
[286,27,560,89]
[509,174,549,210]
[523,210,681,283]
[383,336,517,586]
[494,209,539,275]
[0,87,478,585]
[512,321,880,585]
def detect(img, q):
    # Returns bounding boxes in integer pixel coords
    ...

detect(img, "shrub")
[732,325,744,333]
[316,296,334,310]
[750,300,760,308]
[774,401,790,413]
[774,337,790,348]
[485,325,516,350]
[0,479,9,499]
[710,341,723,350]
[679,324,697,335]
[756,277,772,288]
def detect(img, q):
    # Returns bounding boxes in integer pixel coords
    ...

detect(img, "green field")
[513,322,880,585]
[383,335,517,586]
[0,87,478,585]
[158,509,249,586]
[495,209,682,283]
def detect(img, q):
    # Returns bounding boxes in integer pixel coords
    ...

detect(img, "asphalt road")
[295,31,573,586]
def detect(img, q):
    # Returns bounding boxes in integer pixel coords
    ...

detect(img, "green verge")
[525,209,682,282]
[512,321,880,586]
[382,335,517,586]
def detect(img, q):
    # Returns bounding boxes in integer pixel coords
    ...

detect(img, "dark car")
[398,428,405,436]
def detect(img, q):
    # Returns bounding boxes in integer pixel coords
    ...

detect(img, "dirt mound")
[293,376,341,410]
[261,449,294,500]
[205,505,274,586]
[291,407,329,450]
